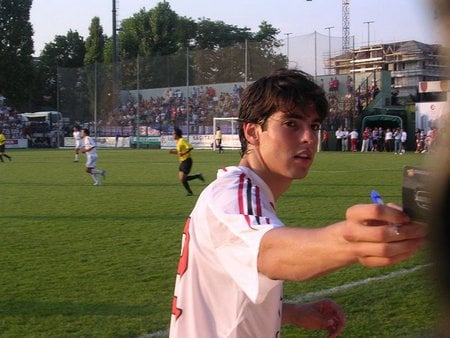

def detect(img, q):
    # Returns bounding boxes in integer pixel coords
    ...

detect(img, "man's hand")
[282,299,345,338]
[341,203,428,267]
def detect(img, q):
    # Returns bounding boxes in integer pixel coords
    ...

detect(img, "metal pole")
[285,33,292,67]
[325,26,334,75]
[244,39,248,87]
[363,21,375,86]
[112,0,117,109]
[186,47,190,138]
[56,65,59,111]
[136,54,140,149]
[363,21,374,48]
[314,31,317,80]
[94,62,98,139]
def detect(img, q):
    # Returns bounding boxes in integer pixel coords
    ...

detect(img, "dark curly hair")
[238,68,328,156]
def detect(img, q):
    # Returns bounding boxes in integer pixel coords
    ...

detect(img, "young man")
[72,126,81,162]
[169,128,204,196]
[0,128,12,162]
[80,128,106,186]
[169,69,427,337]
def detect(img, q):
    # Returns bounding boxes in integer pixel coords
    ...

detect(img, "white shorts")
[86,153,98,168]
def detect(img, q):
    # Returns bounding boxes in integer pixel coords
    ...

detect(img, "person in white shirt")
[394,128,402,154]
[401,128,407,154]
[169,69,427,338]
[80,128,106,186]
[384,128,393,152]
[72,126,81,162]
[335,127,343,151]
[341,127,349,151]
[349,129,359,152]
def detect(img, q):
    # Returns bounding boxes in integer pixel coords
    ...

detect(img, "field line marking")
[286,263,432,303]
[310,168,399,173]
[142,264,431,337]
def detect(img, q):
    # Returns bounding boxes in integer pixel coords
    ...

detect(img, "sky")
[30,0,442,57]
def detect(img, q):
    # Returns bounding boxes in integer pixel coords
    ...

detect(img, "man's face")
[254,107,320,182]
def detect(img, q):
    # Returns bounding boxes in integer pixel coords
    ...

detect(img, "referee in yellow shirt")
[170,128,204,196]
[0,128,12,162]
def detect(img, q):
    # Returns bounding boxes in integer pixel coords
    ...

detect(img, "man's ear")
[242,122,260,146]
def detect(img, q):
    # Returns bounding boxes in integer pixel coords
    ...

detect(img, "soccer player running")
[72,126,82,162]
[169,69,427,338]
[80,128,106,186]
[169,128,204,196]
[0,128,12,162]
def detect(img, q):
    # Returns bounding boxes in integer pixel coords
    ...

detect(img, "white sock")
[91,174,99,184]
[92,169,102,174]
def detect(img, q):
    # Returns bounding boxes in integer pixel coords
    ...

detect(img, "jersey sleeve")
[200,172,284,304]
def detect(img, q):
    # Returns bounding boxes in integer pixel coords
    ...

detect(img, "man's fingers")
[346,204,410,225]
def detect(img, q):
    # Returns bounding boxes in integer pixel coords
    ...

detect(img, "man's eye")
[311,124,321,131]
[284,120,297,128]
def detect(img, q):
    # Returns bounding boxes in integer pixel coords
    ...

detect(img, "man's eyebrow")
[284,112,321,122]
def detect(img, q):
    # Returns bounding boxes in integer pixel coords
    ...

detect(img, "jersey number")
[172,217,191,320]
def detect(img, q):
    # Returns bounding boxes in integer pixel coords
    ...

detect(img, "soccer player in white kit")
[72,126,82,162]
[169,69,427,338]
[80,128,106,186]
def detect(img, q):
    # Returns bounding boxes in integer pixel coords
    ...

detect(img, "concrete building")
[331,40,446,104]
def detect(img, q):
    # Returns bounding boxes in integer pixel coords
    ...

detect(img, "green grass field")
[0,149,439,337]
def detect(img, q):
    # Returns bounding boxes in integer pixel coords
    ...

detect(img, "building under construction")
[330,40,447,104]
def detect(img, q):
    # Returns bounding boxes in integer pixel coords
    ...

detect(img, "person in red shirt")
[321,129,329,151]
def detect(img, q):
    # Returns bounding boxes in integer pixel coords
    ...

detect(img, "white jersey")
[73,130,81,148]
[170,166,284,338]
[83,136,98,167]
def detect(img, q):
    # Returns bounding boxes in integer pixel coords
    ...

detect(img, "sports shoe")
[93,181,101,186]
[186,192,193,196]
[197,173,205,182]
[101,170,106,179]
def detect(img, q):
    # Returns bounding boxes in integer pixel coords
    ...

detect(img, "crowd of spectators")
[99,84,244,136]
[98,75,381,138]
[0,102,27,140]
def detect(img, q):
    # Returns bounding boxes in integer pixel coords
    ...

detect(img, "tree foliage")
[34,30,86,111]
[1,0,286,113]
[0,0,34,109]
[84,17,106,65]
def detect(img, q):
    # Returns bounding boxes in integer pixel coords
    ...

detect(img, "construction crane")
[307,0,351,52]
[342,0,350,52]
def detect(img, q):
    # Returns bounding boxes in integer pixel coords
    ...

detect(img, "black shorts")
[0,145,5,153]
[179,157,193,174]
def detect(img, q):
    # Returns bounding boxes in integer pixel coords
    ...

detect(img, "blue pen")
[370,190,400,235]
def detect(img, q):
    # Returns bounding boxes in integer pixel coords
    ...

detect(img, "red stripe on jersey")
[177,218,191,277]
[238,173,246,215]
[255,185,262,217]
[171,296,182,320]
[244,214,251,227]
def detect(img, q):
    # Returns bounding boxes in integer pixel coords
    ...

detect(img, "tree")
[35,30,86,116]
[117,2,193,90]
[0,0,34,109]
[195,19,251,50]
[190,20,285,84]
[247,21,287,80]
[84,17,106,65]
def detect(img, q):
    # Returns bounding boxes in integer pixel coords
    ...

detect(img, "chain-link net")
[57,32,366,138]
